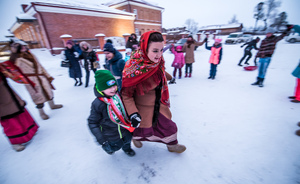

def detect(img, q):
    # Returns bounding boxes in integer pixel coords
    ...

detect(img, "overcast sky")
[0,0,299,40]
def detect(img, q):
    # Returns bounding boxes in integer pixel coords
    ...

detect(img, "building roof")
[105,0,164,10]
[29,0,136,16]
[198,23,243,31]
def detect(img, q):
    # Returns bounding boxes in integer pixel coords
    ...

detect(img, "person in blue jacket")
[103,43,125,91]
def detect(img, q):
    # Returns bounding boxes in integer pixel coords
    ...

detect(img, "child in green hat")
[88,69,140,156]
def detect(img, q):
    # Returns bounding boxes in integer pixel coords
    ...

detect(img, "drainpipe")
[32,3,54,55]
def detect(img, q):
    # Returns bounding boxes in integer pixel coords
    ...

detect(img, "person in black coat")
[79,41,98,87]
[238,37,260,66]
[63,40,82,86]
[125,33,139,51]
[88,70,139,156]
[103,43,125,91]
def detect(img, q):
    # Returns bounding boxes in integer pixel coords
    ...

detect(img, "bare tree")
[270,12,288,30]
[184,19,198,35]
[253,2,265,32]
[228,15,239,24]
[263,0,281,31]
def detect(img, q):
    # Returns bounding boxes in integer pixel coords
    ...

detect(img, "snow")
[60,34,72,38]
[1,38,300,184]
[199,23,243,31]
[31,0,135,16]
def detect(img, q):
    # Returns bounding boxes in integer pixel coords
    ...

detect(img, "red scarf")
[0,60,35,89]
[122,31,170,107]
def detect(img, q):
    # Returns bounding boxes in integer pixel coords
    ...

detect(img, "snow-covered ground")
[1,39,300,184]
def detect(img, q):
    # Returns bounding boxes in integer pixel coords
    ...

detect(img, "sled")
[244,66,258,71]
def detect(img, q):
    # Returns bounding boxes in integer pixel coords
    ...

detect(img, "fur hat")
[95,69,117,92]
[103,43,115,53]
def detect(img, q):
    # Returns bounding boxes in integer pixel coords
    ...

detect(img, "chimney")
[21,4,28,12]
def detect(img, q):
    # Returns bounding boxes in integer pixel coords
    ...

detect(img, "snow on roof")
[199,23,242,30]
[105,0,163,10]
[16,14,36,20]
[60,34,72,38]
[30,0,135,16]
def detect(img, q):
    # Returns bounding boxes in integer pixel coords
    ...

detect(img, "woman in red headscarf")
[121,31,186,153]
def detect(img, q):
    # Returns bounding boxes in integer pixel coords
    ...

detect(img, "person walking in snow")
[251,25,293,87]
[182,35,205,78]
[78,41,98,88]
[170,44,185,79]
[0,68,39,152]
[62,40,83,87]
[204,38,223,80]
[9,42,63,120]
[88,70,137,156]
[121,31,186,153]
[238,37,260,66]
[103,43,125,91]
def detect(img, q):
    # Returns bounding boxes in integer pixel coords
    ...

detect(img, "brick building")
[198,23,243,35]
[106,0,164,35]
[9,0,163,53]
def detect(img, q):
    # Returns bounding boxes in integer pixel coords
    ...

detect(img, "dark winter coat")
[241,40,258,52]
[64,47,82,78]
[79,42,97,71]
[107,50,125,89]
[126,37,139,51]
[73,43,82,55]
[87,87,130,145]
[256,32,287,58]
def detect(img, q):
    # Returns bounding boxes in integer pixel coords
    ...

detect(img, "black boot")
[123,148,136,157]
[251,77,260,85]
[258,78,264,87]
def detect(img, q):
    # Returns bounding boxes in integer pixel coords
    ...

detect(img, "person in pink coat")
[171,45,185,79]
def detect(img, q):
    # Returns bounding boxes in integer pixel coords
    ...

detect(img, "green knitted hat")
[94,69,117,91]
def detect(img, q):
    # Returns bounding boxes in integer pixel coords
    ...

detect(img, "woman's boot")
[12,144,25,152]
[167,144,186,153]
[48,99,63,109]
[132,139,143,148]
[38,108,49,120]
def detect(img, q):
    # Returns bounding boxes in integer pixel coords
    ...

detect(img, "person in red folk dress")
[121,31,186,153]
[0,64,39,152]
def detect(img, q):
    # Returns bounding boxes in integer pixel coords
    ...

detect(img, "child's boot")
[185,73,188,78]
[132,139,143,148]
[48,99,63,109]
[38,108,49,120]
[167,144,186,153]
[188,73,192,78]
[123,148,136,157]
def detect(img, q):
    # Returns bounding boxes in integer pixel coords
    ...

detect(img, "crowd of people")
[1,24,300,153]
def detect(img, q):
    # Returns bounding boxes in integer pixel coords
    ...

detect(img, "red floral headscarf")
[122,31,170,107]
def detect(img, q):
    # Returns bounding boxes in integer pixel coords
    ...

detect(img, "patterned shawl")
[122,31,170,107]
[0,60,35,88]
